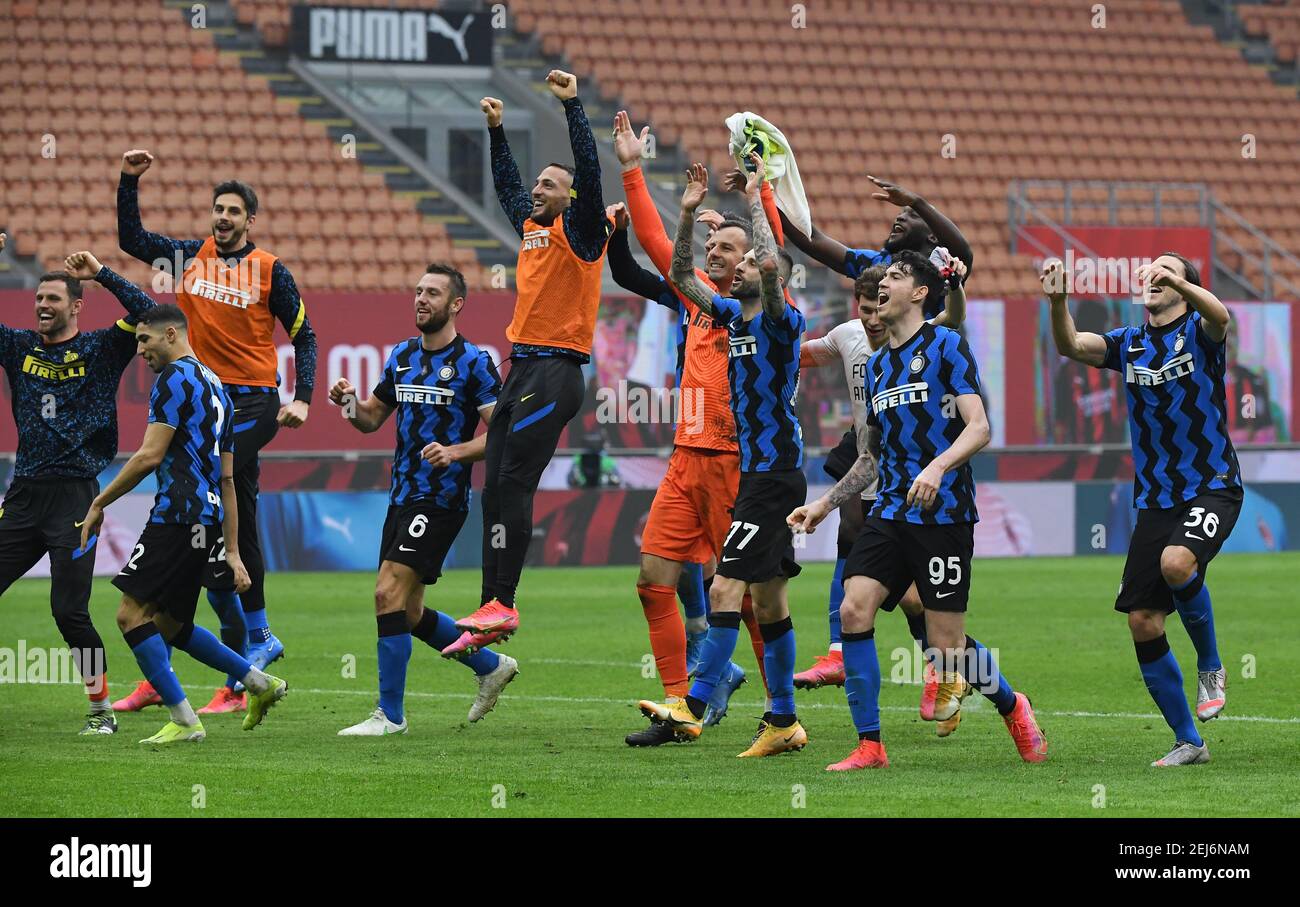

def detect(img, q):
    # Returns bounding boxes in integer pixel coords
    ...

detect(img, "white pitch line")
[295,687,1300,724]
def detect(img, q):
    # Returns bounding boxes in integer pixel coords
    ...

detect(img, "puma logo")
[428,13,475,62]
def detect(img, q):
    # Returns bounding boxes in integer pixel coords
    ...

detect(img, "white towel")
[725,112,812,238]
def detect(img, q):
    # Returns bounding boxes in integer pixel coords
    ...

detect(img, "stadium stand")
[2,0,1298,298]
[1237,0,1300,65]
[0,0,488,291]
[496,0,1300,297]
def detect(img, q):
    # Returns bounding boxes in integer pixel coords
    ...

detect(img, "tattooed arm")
[786,449,878,533]
[744,154,785,322]
[669,163,720,321]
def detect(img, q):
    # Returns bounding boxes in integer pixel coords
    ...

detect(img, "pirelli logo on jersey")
[1126,353,1194,387]
[871,381,929,414]
[729,335,758,358]
[521,229,550,252]
[188,278,253,309]
[21,354,86,381]
[396,384,454,405]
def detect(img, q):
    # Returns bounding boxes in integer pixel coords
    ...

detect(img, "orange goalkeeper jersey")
[622,167,789,453]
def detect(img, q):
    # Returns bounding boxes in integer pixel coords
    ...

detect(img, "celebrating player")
[612,107,803,737]
[116,150,318,707]
[777,174,973,318]
[792,260,978,736]
[603,202,752,741]
[790,252,1047,770]
[1044,253,1239,766]
[80,304,288,744]
[640,157,810,757]
[329,264,519,735]
[0,239,154,734]
[445,72,610,654]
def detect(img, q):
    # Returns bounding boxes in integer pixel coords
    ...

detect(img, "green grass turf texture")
[1,553,1297,817]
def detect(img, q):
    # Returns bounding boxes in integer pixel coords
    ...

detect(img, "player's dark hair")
[425,262,467,302]
[853,263,888,300]
[137,303,188,332]
[715,215,753,242]
[545,162,576,179]
[213,179,259,216]
[892,249,945,307]
[1158,251,1201,288]
[38,271,82,301]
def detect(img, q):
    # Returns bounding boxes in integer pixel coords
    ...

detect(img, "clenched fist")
[121,149,154,177]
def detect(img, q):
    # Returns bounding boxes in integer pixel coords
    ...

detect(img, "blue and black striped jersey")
[711,294,804,472]
[866,322,981,524]
[148,357,233,525]
[845,247,890,279]
[1101,310,1240,509]
[0,266,154,479]
[372,335,500,510]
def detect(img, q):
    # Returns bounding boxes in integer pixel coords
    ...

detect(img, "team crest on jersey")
[63,350,78,363]
[871,381,929,414]
[397,383,454,405]
[729,335,758,358]
[522,229,550,251]
[1174,334,1185,353]
[1125,353,1194,387]
[909,353,926,373]
[438,365,455,380]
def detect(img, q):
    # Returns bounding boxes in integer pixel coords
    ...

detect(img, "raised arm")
[64,251,155,323]
[1042,259,1108,367]
[670,164,721,320]
[777,208,852,274]
[744,154,785,322]
[546,72,606,262]
[117,150,203,266]
[483,97,531,237]
[614,111,677,276]
[267,261,317,415]
[606,204,678,309]
[931,257,967,329]
[1140,260,1231,342]
[869,174,974,273]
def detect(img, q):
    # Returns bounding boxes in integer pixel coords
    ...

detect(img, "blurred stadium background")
[3,0,1299,580]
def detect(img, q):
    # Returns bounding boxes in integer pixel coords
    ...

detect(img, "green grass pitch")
[2,554,1297,817]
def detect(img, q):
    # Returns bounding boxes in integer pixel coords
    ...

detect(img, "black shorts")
[201,533,236,592]
[0,477,98,593]
[112,522,219,621]
[823,429,858,481]
[379,501,468,585]
[844,516,974,613]
[716,469,806,584]
[1115,486,1243,615]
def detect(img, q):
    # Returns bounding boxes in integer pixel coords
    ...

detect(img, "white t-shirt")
[803,319,878,501]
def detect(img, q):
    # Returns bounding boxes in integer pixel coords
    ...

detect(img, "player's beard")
[418,305,452,334]
[37,311,70,338]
